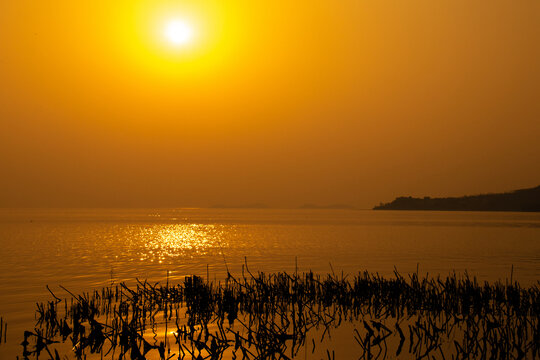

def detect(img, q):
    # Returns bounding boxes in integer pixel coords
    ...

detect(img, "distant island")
[211,203,269,209]
[374,185,540,212]
[299,203,357,210]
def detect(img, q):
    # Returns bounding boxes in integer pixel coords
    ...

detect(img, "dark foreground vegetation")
[0,316,6,345]
[374,185,540,212]
[22,267,539,359]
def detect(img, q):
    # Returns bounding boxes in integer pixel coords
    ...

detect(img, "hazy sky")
[1,0,539,208]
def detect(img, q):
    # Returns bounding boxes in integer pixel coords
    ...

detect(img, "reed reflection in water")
[26,269,540,360]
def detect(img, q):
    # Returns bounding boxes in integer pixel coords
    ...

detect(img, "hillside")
[373,185,540,212]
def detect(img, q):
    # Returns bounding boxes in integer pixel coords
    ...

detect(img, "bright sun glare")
[164,20,193,46]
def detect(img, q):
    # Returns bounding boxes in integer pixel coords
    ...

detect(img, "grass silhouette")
[22,267,539,359]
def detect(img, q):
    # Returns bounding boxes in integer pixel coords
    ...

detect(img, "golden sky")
[1,0,539,208]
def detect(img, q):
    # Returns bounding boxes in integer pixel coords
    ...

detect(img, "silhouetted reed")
[21,267,539,359]
[0,316,6,345]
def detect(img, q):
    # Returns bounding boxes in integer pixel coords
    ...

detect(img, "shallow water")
[0,208,539,358]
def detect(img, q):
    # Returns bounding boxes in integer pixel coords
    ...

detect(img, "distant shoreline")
[374,185,540,212]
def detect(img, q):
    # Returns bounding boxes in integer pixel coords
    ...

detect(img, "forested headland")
[374,185,540,212]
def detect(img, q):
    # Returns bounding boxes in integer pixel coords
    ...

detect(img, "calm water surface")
[0,208,539,357]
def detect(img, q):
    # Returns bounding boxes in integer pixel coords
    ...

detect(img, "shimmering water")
[0,208,539,358]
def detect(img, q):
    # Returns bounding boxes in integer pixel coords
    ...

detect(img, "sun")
[164,20,193,46]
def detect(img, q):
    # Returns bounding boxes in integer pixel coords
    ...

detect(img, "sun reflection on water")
[139,224,228,263]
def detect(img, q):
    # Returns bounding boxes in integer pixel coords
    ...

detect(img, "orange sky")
[1,0,539,208]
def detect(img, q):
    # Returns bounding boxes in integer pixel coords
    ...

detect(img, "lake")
[0,208,539,358]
